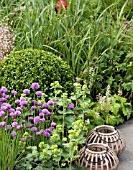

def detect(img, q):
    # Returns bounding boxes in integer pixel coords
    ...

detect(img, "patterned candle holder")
[86,125,126,155]
[80,143,119,170]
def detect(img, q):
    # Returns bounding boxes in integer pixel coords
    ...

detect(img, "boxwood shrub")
[0,49,74,96]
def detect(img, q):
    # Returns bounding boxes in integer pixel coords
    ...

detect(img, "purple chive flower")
[51,122,56,127]
[39,129,43,134]
[30,106,36,111]
[68,103,74,110]
[41,118,46,122]
[0,122,6,127]
[10,112,15,117]
[2,103,11,109]
[20,97,26,101]
[47,100,54,106]
[42,109,51,116]
[15,99,20,105]
[16,107,22,111]
[37,101,42,106]
[6,125,11,130]
[11,131,16,137]
[5,95,10,100]
[31,126,37,132]
[16,125,22,130]
[42,103,48,108]
[1,106,8,111]
[20,138,25,142]
[0,98,7,102]
[15,111,21,116]
[0,86,8,93]
[49,127,55,131]
[21,120,25,123]
[0,111,5,117]
[23,89,30,95]
[11,90,17,96]
[34,116,40,124]
[4,116,8,120]
[36,131,41,136]
[20,100,27,107]
[9,108,15,113]
[28,116,34,121]
[31,100,37,105]
[31,82,40,90]
[45,128,51,133]
[36,91,43,97]
[39,112,44,117]
[44,131,50,137]
[12,122,18,127]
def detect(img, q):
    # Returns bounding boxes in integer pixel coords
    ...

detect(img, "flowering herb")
[56,0,67,11]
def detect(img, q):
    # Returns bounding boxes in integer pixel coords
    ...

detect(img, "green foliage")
[90,85,133,126]
[82,17,133,102]
[0,49,74,96]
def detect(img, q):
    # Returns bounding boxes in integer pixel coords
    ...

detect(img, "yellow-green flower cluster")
[68,119,87,139]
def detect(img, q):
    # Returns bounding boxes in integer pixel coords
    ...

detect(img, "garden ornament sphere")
[80,143,119,170]
[86,125,126,155]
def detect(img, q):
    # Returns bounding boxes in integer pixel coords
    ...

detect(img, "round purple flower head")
[31,82,40,90]
[0,111,5,117]
[0,122,6,127]
[0,98,7,102]
[41,118,46,122]
[42,109,51,116]
[0,86,8,94]
[37,101,42,106]
[2,103,11,109]
[16,107,22,111]
[12,122,18,127]
[51,122,56,127]
[68,103,74,110]
[20,97,26,102]
[23,89,30,95]
[36,91,43,97]
[9,108,15,113]
[47,100,54,106]
[15,111,21,116]
[16,125,22,130]
[22,120,26,124]
[31,126,37,132]
[39,112,44,117]
[42,103,48,108]
[21,100,27,107]
[6,125,11,130]
[34,116,40,124]
[36,131,41,136]
[15,99,20,105]
[1,106,8,111]
[28,116,34,121]
[31,100,37,105]
[5,95,10,100]
[11,131,16,137]
[44,131,50,137]
[20,138,25,142]
[11,90,17,96]
[30,106,36,111]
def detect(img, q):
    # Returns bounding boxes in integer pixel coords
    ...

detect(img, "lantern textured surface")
[86,125,126,155]
[80,143,119,170]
